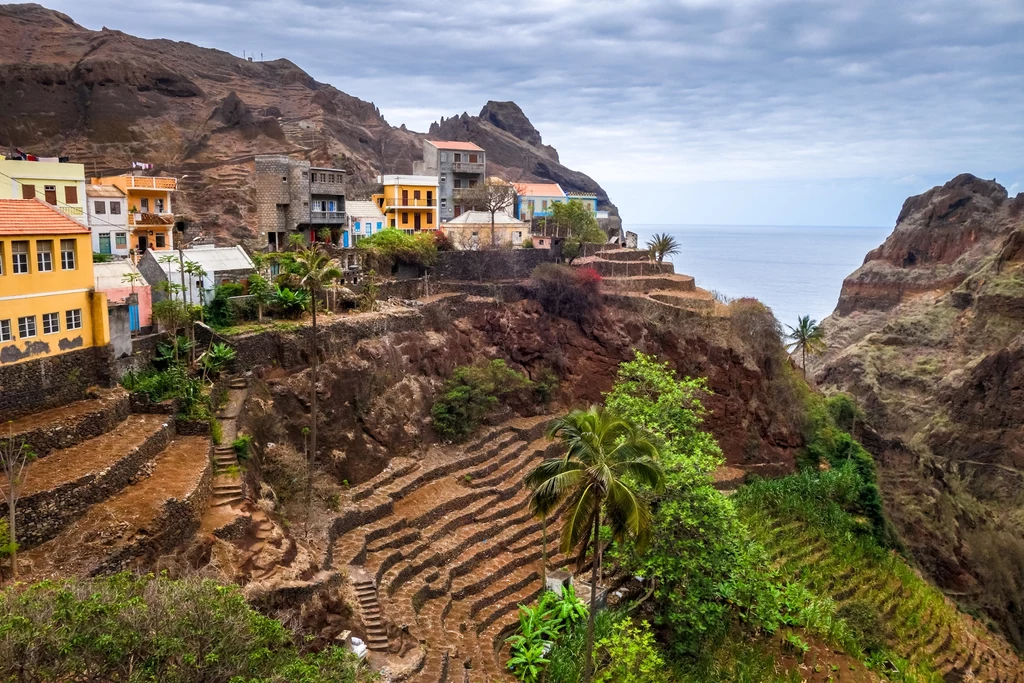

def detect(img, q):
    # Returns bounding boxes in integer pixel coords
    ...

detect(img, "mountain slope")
[0,3,616,242]
[811,174,1024,649]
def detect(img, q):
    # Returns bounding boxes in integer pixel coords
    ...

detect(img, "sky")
[47,0,1024,227]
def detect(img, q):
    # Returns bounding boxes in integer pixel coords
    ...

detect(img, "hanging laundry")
[132,161,154,170]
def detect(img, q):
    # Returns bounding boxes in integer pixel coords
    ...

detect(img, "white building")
[139,244,255,305]
[86,184,130,257]
[345,200,387,246]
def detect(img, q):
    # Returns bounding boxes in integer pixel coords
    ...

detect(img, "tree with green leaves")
[548,199,605,244]
[526,406,664,682]
[1,425,36,580]
[785,315,827,378]
[291,246,343,523]
[120,270,144,294]
[247,272,273,323]
[646,232,680,264]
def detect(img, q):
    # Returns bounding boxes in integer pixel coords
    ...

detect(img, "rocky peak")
[479,100,543,147]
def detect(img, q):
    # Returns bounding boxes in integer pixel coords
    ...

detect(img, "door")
[44,185,57,205]
[138,235,148,252]
[128,304,140,332]
[402,189,409,206]
[414,213,422,230]
[98,233,111,254]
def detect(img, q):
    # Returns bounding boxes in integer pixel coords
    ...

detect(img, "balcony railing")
[310,211,346,223]
[381,197,435,208]
[123,176,178,190]
[451,161,485,174]
[310,181,346,195]
[58,206,84,217]
[129,213,174,226]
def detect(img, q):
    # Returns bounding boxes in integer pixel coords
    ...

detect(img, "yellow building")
[373,174,439,233]
[91,175,178,253]
[0,158,88,225]
[0,199,109,366]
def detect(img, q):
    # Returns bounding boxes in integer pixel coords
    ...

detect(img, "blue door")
[128,304,140,332]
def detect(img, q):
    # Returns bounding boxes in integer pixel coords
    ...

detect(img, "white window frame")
[440,173,447,183]
[42,312,60,335]
[115,232,128,249]
[11,241,28,274]
[66,308,82,330]
[37,240,53,272]
[61,239,76,270]
[94,200,106,214]
[109,201,121,215]
[18,315,36,339]
[0,319,11,342]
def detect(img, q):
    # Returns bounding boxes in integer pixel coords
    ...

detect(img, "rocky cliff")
[811,174,1024,648]
[0,4,616,243]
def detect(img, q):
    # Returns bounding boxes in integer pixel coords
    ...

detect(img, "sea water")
[625,224,894,328]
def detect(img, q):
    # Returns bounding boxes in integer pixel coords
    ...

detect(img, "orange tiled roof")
[0,199,90,235]
[428,140,484,151]
[516,182,565,197]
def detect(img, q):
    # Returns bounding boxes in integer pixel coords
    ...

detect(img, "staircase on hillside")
[352,576,390,651]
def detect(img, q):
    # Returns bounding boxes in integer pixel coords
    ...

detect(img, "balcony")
[310,211,346,224]
[451,161,485,174]
[129,213,175,227]
[122,176,177,191]
[58,205,84,218]
[381,197,435,208]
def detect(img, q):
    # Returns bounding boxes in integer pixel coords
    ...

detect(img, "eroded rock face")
[813,174,1024,648]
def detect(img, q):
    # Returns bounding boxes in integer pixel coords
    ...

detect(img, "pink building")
[93,260,153,332]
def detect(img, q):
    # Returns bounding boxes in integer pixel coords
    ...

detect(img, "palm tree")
[526,406,664,682]
[292,246,343,524]
[646,232,680,264]
[785,315,827,378]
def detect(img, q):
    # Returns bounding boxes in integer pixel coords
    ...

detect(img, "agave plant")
[199,342,237,380]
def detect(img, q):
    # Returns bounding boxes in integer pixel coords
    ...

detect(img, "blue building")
[515,182,567,220]
[345,200,387,247]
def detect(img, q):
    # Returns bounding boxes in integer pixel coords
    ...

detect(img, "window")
[440,173,447,183]
[328,174,334,183]
[0,243,3,275]
[60,239,76,270]
[301,171,308,178]
[453,179,462,189]
[440,198,447,209]
[414,190,421,200]
[110,202,121,215]
[140,198,150,212]
[440,152,447,162]
[426,212,433,225]
[401,212,409,224]
[37,240,53,272]
[65,186,78,204]
[65,309,82,330]
[94,200,106,214]
[12,241,28,273]
[328,200,336,212]
[377,222,382,230]
[0,320,10,343]
[44,185,57,205]
[454,153,462,162]
[542,200,549,211]
[155,198,165,213]
[155,233,166,248]
[115,233,128,249]
[42,312,60,335]
[354,221,361,233]
[18,316,36,339]
[21,184,35,200]
[469,154,478,163]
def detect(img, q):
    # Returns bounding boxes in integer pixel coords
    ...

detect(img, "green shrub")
[272,286,311,318]
[356,228,437,272]
[594,620,667,683]
[431,359,534,441]
[233,434,253,460]
[0,518,14,560]
[0,573,369,682]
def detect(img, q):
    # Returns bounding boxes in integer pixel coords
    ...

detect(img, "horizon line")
[623,222,890,229]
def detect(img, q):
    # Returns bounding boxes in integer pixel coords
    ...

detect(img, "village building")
[373,175,439,233]
[443,210,531,249]
[0,157,88,225]
[414,140,486,222]
[90,175,178,254]
[515,182,567,220]
[138,244,255,304]
[93,260,152,334]
[86,184,130,257]
[345,200,386,247]
[565,191,610,219]
[254,155,346,250]
[0,199,109,366]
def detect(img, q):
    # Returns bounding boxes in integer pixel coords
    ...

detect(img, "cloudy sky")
[51,0,1024,226]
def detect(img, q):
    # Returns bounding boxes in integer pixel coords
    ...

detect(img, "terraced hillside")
[326,416,575,682]
[740,508,1023,682]
[1,389,212,580]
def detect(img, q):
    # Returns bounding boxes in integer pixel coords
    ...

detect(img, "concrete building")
[0,199,109,366]
[254,155,346,250]
[86,184,130,257]
[565,191,609,219]
[414,140,486,222]
[346,200,386,247]
[515,182,567,220]
[0,158,88,225]
[373,175,439,233]
[139,244,255,305]
[90,175,178,254]
[94,260,152,334]
[443,211,530,249]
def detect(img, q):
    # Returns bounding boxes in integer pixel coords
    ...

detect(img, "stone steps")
[353,578,389,651]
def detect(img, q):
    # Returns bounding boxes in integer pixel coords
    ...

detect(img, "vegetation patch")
[355,228,438,273]
[528,263,603,324]
[431,359,548,441]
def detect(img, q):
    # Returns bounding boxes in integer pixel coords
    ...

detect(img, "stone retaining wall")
[0,346,112,420]
[16,422,174,549]
[11,391,131,459]
[91,445,213,576]
[431,249,556,281]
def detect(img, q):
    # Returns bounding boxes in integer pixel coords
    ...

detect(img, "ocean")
[625,224,894,328]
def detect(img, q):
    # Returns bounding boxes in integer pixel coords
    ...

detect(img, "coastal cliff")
[812,174,1024,648]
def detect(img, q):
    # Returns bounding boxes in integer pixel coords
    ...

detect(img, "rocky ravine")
[811,174,1024,649]
[0,4,618,243]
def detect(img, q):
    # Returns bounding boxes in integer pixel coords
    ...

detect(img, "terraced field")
[745,513,1023,682]
[327,416,572,682]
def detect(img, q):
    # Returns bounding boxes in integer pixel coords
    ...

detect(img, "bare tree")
[1,426,36,580]
[456,179,518,247]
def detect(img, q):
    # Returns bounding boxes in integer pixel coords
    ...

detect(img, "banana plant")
[506,643,550,683]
